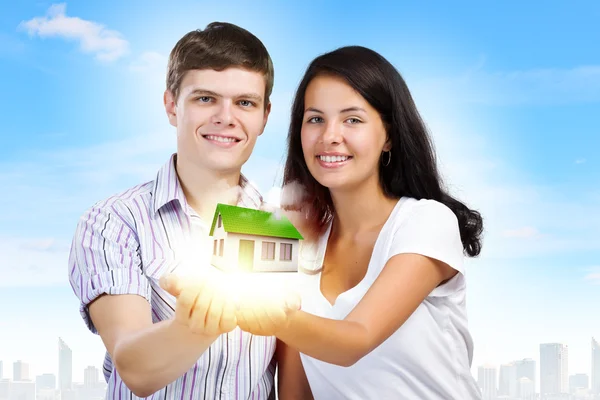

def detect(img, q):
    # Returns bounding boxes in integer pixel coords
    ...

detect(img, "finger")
[235,303,250,332]
[220,298,238,333]
[283,291,302,315]
[175,286,200,326]
[264,301,287,330]
[256,302,282,335]
[159,274,183,297]
[204,291,225,336]
[189,285,214,334]
[238,298,265,335]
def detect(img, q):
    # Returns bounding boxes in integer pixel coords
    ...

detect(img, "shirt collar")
[152,153,264,216]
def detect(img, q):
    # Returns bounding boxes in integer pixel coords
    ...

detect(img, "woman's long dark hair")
[282,46,483,257]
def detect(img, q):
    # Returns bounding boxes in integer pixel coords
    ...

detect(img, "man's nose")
[212,101,234,126]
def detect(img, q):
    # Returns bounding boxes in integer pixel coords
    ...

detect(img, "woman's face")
[301,74,390,193]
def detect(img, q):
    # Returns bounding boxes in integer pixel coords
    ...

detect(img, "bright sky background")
[0,0,598,390]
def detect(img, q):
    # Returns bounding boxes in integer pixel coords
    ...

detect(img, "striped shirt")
[68,154,277,400]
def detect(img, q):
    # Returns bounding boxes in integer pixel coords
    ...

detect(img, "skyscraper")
[84,366,99,388]
[514,358,536,384]
[592,337,600,394]
[569,373,589,394]
[0,360,3,379]
[36,373,56,390]
[58,337,73,392]
[12,360,29,381]
[478,365,497,400]
[498,363,517,397]
[540,343,569,397]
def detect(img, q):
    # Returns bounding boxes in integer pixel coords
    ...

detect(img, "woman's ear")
[383,139,392,152]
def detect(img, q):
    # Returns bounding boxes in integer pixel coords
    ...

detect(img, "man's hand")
[159,271,237,337]
[235,288,301,337]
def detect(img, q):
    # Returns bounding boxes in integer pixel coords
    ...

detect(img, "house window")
[213,240,218,255]
[217,214,222,228]
[219,239,224,256]
[261,241,275,260]
[280,243,292,261]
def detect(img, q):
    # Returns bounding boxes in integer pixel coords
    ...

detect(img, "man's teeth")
[205,135,237,143]
[318,155,350,163]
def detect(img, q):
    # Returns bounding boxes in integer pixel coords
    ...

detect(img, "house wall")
[228,233,299,272]
[208,212,300,272]
[210,214,233,271]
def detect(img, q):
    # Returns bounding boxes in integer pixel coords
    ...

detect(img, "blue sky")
[0,0,598,389]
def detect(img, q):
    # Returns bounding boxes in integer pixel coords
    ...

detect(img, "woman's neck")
[329,178,399,238]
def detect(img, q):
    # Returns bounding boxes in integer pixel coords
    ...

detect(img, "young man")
[68,22,276,399]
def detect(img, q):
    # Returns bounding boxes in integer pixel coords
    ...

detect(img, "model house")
[209,203,303,273]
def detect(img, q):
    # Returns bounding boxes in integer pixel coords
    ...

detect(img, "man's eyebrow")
[188,88,263,102]
[188,88,220,97]
[237,93,263,102]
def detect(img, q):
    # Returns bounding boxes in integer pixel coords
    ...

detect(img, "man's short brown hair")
[166,22,274,105]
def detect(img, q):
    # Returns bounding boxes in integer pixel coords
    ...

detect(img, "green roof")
[209,203,303,240]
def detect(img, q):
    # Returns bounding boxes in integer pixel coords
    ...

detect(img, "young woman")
[237,45,484,399]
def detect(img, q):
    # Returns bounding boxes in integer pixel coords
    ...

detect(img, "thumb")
[159,273,182,297]
[283,292,301,315]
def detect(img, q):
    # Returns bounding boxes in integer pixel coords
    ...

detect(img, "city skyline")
[476,338,600,398]
[0,337,100,385]
[2,336,600,395]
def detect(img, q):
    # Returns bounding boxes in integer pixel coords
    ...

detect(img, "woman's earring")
[382,150,391,166]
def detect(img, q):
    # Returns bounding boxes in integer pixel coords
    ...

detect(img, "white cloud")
[410,85,600,261]
[0,126,287,287]
[414,61,600,106]
[0,236,71,287]
[19,3,129,62]
[584,267,600,285]
[265,186,282,206]
[129,51,167,73]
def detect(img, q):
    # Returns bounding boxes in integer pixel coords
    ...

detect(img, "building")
[84,366,99,388]
[209,203,303,272]
[569,373,589,394]
[478,365,497,400]
[8,381,35,400]
[540,343,569,397]
[498,362,517,397]
[13,360,29,381]
[593,337,600,395]
[518,377,535,400]
[58,337,73,392]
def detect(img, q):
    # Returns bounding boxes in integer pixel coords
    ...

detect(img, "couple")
[68,22,484,399]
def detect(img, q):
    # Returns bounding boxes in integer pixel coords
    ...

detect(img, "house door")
[238,240,255,271]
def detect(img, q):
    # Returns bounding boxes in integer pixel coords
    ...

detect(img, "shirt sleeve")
[68,201,151,333]
[388,199,465,297]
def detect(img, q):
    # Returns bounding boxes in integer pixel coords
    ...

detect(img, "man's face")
[164,68,271,176]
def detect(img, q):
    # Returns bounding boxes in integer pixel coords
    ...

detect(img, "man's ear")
[164,90,178,127]
[259,101,272,136]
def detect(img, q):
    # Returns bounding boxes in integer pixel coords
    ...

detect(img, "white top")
[297,197,482,400]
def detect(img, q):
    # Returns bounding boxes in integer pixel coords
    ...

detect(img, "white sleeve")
[388,200,465,297]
